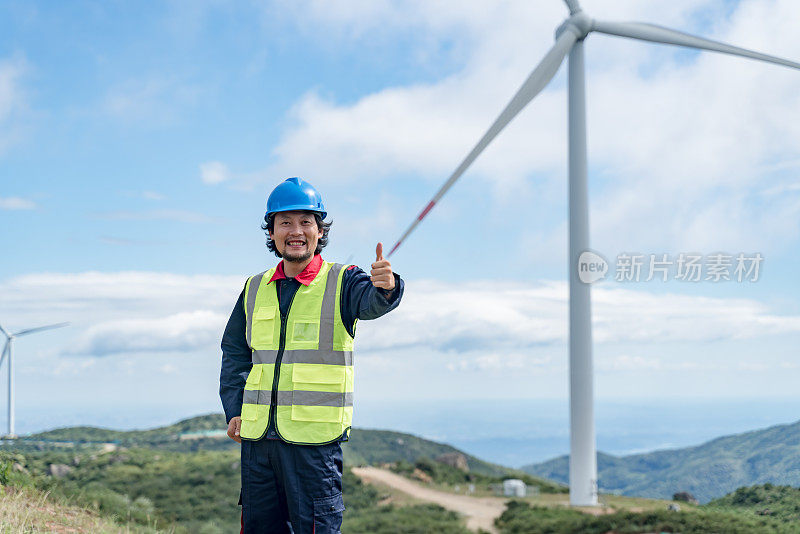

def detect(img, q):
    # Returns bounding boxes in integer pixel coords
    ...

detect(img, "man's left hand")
[370,242,395,291]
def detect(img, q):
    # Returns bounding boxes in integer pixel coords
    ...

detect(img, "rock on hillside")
[437,452,469,472]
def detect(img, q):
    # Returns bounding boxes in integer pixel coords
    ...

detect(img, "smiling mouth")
[286,240,306,247]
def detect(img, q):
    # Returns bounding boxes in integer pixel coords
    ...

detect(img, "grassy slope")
[0,484,161,534]
[707,483,800,523]
[522,419,800,503]
[7,447,241,533]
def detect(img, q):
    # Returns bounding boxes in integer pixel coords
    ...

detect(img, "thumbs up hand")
[370,242,396,291]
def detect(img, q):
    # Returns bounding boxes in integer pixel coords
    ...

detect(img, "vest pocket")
[240,403,259,421]
[291,404,343,423]
[251,305,276,347]
[289,316,319,348]
[244,364,263,389]
[292,364,345,387]
[290,365,346,423]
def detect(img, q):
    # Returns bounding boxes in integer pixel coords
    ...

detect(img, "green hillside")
[707,483,800,523]
[26,413,232,451]
[0,448,471,533]
[1,414,557,531]
[7,413,800,533]
[26,413,556,486]
[348,428,519,478]
[522,419,800,503]
[495,500,798,534]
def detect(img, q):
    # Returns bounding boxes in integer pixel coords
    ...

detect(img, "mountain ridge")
[522,417,800,503]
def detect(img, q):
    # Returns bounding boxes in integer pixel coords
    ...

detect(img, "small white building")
[503,479,526,497]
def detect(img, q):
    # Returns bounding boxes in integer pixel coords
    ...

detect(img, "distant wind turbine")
[388,0,800,506]
[0,322,69,438]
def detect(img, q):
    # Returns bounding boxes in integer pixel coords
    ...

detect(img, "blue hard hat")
[265,177,327,220]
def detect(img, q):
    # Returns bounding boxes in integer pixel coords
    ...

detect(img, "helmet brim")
[265,205,327,221]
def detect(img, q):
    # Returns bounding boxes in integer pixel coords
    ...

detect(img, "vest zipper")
[268,283,298,435]
[273,265,350,446]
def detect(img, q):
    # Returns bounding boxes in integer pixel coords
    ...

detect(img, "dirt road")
[352,466,506,533]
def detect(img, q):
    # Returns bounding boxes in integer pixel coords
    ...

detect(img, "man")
[219,177,403,533]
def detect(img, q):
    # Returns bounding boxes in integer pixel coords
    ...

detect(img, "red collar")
[269,254,323,286]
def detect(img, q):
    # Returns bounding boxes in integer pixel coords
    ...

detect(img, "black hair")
[261,212,332,258]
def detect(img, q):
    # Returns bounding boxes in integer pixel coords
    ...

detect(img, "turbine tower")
[0,322,68,438]
[388,0,800,505]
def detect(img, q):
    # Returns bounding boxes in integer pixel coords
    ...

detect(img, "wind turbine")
[0,322,69,438]
[387,0,800,506]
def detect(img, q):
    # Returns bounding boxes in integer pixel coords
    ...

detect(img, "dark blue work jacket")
[219,256,403,441]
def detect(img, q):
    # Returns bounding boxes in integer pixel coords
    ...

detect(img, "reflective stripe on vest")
[239,261,355,444]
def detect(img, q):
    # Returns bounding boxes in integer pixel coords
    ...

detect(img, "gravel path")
[352,466,506,533]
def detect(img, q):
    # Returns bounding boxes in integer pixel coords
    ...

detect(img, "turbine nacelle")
[557,12,594,41]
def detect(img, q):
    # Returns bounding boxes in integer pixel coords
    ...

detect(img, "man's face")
[269,211,323,263]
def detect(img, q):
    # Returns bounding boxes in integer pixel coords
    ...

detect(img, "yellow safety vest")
[239,261,355,444]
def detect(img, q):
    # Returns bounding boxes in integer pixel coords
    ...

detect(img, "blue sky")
[2,0,800,440]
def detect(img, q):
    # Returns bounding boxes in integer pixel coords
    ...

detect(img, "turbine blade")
[0,341,8,368]
[564,0,582,15]
[13,322,70,337]
[388,30,578,256]
[593,20,800,70]
[0,324,7,338]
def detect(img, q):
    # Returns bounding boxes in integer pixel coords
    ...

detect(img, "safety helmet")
[265,177,327,221]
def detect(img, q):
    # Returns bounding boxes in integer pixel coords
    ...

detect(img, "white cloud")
[99,236,141,246]
[200,160,231,185]
[357,280,567,352]
[355,279,800,352]
[70,310,227,356]
[737,361,768,372]
[0,271,243,331]
[255,0,800,256]
[50,358,96,377]
[597,354,711,372]
[95,209,215,223]
[103,77,203,123]
[160,363,179,374]
[0,271,242,358]
[142,191,166,201]
[0,54,29,154]
[0,55,26,118]
[446,352,551,372]
[601,354,662,371]
[2,270,799,365]
[0,196,36,210]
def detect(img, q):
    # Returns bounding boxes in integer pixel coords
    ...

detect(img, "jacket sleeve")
[219,287,252,424]
[340,265,404,337]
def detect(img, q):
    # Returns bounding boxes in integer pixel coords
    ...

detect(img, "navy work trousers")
[241,438,345,534]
